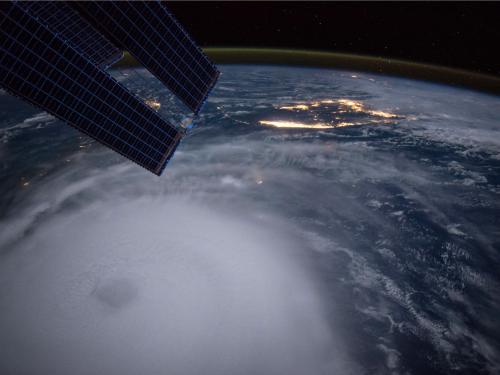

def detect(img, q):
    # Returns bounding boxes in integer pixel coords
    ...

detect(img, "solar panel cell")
[0,2,182,175]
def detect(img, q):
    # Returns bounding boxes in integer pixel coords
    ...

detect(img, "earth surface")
[1,64,499,375]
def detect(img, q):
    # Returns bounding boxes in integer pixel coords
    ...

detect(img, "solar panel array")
[0,2,182,175]
[71,1,220,114]
[18,1,123,69]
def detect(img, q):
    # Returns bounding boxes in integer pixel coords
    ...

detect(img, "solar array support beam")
[71,1,220,114]
[0,2,182,175]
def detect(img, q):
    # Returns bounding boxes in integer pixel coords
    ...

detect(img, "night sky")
[168,2,500,77]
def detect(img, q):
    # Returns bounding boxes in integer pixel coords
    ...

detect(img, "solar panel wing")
[18,1,123,69]
[0,2,182,175]
[70,1,220,114]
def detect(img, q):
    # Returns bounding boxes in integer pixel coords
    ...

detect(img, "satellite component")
[72,1,219,114]
[0,1,219,175]
[16,1,123,69]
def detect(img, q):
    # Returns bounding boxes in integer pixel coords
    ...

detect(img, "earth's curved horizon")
[117,47,500,96]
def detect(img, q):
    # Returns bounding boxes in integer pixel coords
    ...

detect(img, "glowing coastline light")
[258,120,359,129]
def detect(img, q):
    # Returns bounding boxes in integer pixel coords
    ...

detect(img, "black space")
[167,2,500,77]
